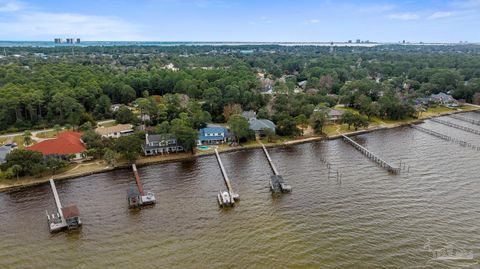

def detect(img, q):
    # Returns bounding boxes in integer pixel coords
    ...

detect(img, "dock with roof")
[45,178,82,232]
[261,144,291,193]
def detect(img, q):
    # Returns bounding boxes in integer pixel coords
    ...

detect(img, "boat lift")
[127,164,156,208]
[215,149,239,207]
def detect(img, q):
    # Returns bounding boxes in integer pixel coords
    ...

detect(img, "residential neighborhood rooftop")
[26,131,86,156]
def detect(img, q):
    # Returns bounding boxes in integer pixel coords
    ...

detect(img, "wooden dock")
[449,114,480,126]
[45,179,81,232]
[127,164,156,208]
[214,149,239,207]
[342,135,400,174]
[261,144,291,193]
[410,124,480,151]
[430,118,480,135]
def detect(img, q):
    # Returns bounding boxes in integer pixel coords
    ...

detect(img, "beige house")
[95,124,134,138]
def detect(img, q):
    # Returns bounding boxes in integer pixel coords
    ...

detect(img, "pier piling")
[342,135,400,174]
[448,114,480,126]
[410,124,480,151]
[430,118,480,135]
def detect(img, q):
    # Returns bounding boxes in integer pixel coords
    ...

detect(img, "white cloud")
[305,19,320,25]
[428,11,453,20]
[0,0,24,12]
[388,13,420,21]
[0,12,146,41]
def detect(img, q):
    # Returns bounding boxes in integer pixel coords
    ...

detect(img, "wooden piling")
[431,118,480,135]
[342,135,400,174]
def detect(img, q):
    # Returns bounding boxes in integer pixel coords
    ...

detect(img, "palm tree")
[53,124,62,134]
[23,130,32,146]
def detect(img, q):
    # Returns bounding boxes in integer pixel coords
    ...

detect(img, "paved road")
[0,119,115,139]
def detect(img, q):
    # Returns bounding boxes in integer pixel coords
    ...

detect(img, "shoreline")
[1,108,478,193]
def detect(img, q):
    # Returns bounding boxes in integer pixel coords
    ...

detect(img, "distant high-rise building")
[66,38,74,44]
[356,39,361,43]
[76,38,81,44]
[347,40,352,43]
[54,38,62,44]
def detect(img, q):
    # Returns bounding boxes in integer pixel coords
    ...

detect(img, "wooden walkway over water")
[342,135,401,174]
[430,118,480,135]
[449,114,480,126]
[261,144,291,193]
[214,149,239,206]
[410,124,480,151]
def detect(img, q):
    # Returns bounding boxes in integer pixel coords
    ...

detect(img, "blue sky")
[0,0,479,42]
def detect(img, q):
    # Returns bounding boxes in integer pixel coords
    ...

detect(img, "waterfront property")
[143,133,184,156]
[95,124,134,138]
[127,164,156,208]
[249,118,276,137]
[327,109,345,123]
[26,131,86,161]
[197,127,228,145]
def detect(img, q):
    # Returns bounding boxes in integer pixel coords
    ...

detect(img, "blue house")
[197,127,228,145]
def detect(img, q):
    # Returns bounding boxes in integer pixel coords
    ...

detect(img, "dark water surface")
[1,114,479,269]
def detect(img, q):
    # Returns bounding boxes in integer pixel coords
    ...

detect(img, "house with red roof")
[26,131,86,161]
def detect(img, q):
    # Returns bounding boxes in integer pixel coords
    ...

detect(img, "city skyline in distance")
[0,0,479,43]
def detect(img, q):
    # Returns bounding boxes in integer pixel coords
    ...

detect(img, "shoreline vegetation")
[1,105,477,193]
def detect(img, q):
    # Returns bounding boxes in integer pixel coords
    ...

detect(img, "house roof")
[198,127,228,141]
[95,124,133,136]
[147,133,176,143]
[249,119,276,131]
[26,131,86,155]
[430,92,455,102]
[328,109,345,117]
[61,205,80,219]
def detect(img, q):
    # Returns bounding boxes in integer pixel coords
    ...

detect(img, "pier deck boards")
[342,135,400,174]
[261,144,291,193]
[410,124,480,151]
[430,118,480,135]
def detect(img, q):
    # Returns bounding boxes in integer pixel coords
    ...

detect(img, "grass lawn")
[36,130,60,139]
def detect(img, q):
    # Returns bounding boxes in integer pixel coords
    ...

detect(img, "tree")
[115,135,143,163]
[53,124,62,134]
[341,111,357,130]
[11,164,22,180]
[115,106,136,124]
[228,114,251,143]
[79,122,93,132]
[103,148,119,167]
[309,111,328,134]
[223,103,242,121]
[23,130,32,146]
[294,114,309,136]
[276,115,300,136]
[171,123,198,153]
[0,149,45,177]
[44,158,68,175]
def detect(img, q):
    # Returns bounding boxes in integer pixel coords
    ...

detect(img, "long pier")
[127,164,156,208]
[342,134,400,174]
[449,114,480,126]
[430,118,480,135]
[215,148,239,206]
[410,124,480,151]
[261,144,291,193]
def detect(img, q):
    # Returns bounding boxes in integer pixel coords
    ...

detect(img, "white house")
[95,124,134,138]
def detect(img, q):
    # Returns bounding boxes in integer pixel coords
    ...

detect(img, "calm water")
[1,113,479,269]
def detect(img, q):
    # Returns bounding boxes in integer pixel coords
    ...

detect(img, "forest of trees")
[1,44,479,134]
